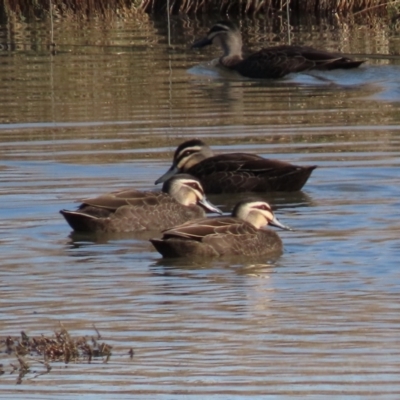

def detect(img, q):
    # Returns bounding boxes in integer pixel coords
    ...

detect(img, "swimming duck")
[150,199,290,258]
[192,21,364,79]
[155,139,316,193]
[60,174,222,233]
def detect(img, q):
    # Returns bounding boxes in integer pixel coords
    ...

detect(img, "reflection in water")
[0,14,400,399]
[208,190,315,213]
[68,229,161,246]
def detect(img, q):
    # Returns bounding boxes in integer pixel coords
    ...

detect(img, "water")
[0,14,400,398]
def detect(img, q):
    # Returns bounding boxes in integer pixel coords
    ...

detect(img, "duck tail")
[60,210,98,232]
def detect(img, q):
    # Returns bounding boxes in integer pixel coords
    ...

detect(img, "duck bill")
[155,165,179,185]
[191,37,213,49]
[199,197,223,215]
[269,216,292,231]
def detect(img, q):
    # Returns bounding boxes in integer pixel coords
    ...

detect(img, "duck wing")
[189,153,316,192]
[234,45,364,79]
[161,216,256,242]
[81,190,163,211]
[191,153,288,175]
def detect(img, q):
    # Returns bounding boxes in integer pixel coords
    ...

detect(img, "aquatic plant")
[0,326,115,384]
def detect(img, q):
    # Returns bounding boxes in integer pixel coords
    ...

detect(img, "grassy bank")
[1,0,392,19]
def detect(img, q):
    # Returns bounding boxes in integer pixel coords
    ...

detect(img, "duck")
[155,139,316,193]
[192,21,364,79]
[150,199,290,258]
[60,174,222,233]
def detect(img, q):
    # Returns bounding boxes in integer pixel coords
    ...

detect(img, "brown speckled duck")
[150,199,290,258]
[60,174,222,233]
[192,21,364,79]
[155,139,316,193]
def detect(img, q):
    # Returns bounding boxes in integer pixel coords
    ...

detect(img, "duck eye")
[256,204,270,211]
[182,150,194,157]
[187,182,202,191]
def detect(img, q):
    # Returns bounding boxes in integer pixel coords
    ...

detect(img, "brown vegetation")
[142,0,390,14]
[0,0,392,19]
[1,327,113,384]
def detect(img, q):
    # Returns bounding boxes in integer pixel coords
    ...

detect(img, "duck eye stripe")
[177,146,201,160]
[210,25,228,34]
[186,182,202,191]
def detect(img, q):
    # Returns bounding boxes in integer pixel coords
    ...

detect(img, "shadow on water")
[65,230,160,261]
[208,190,315,213]
[189,63,400,102]
[150,249,282,269]
[68,229,163,247]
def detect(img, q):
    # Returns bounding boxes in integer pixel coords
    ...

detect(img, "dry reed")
[141,0,391,14]
[1,326,114,384]
[0,0,393,19]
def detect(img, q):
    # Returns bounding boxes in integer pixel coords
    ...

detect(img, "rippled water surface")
[0,14,400,398]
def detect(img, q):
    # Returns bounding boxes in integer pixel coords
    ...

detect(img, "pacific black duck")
[155,139,316,193]
[192,21,364,79]
[150,199,290,258]
[60,174,222,233]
